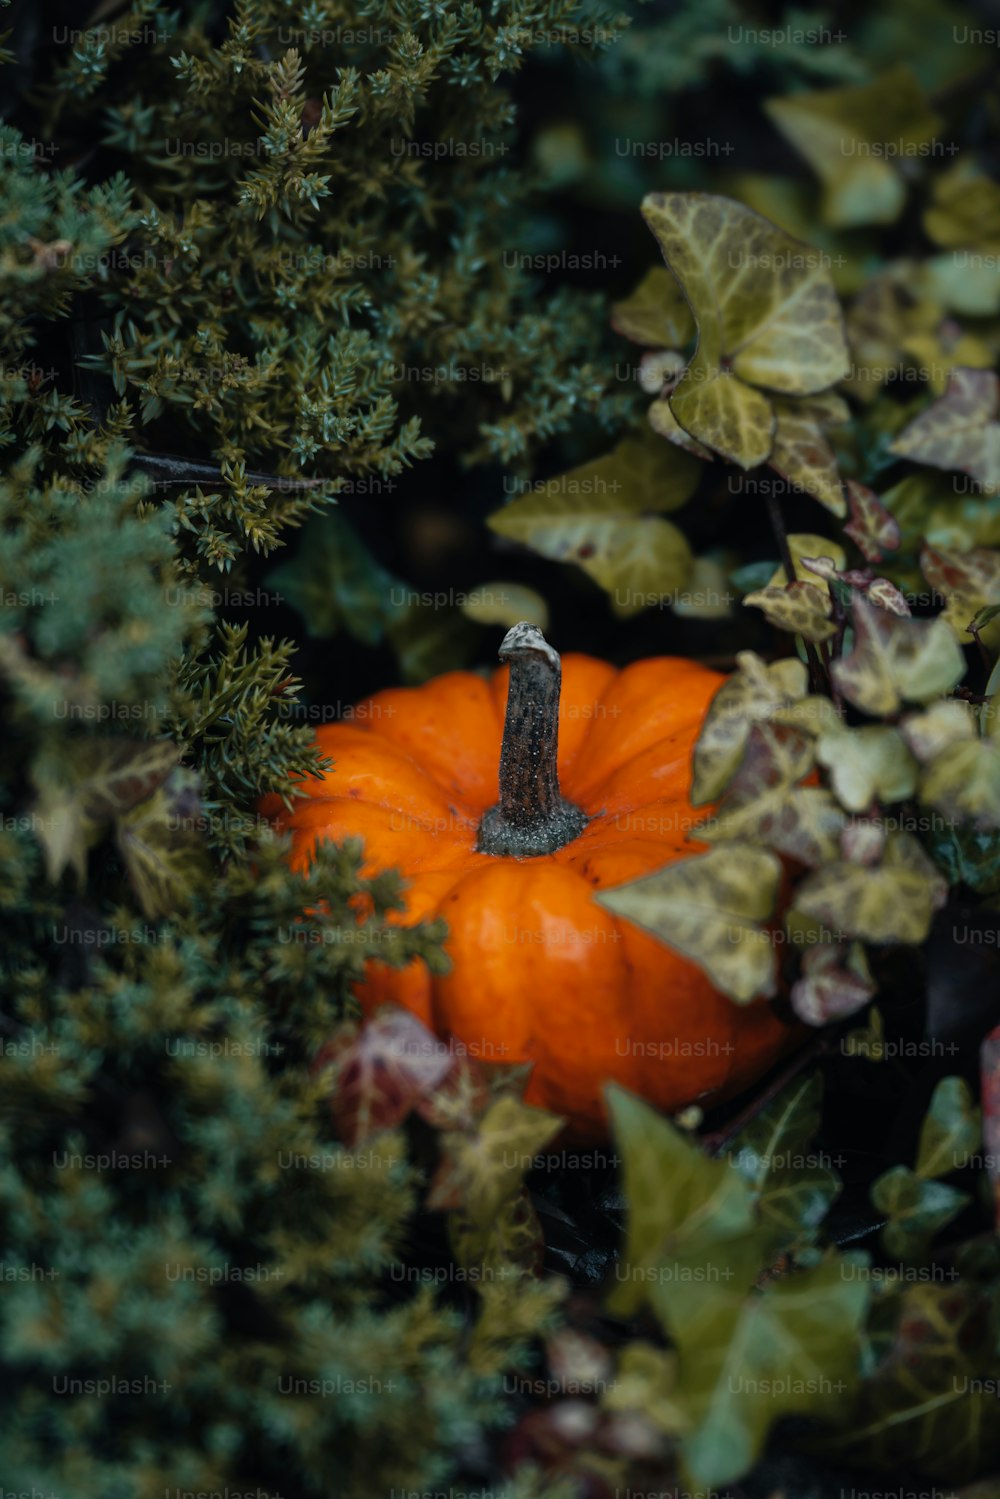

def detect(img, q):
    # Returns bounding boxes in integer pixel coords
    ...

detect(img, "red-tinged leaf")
[790,941,875,1026]
[841,821,887,866]
[844,481,901,562]
[317,1006,455,1145]
[921,543,1000,601]
[980,1024,1000,1231]
[416,1052,491,1132]
[867,577,911,615]
[890,366,1000,494]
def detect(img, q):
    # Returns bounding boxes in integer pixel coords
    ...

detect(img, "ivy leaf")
[599,845,782,1003]
[920,543,1000,640]
[385,601,478,684]
[669,1254,869,1488]
[32,738,180,883]
[603,1343,688,1437]
[816,724,919,813]
[831,597,965,717]
[871,1165,969,1261]
[924,161,1000,252]
[648,392,716,459]
[641,192,849,469]
[769,392,850,516]
[790,941,876,1026]
[890,368,1000,497]
[268,510,398,645]
[115,768,208,918]
[794,832,948,944]
[427,1093,562,1222]
[699,723,844,868]
[765,67,941,227]
[461,581,549,631]
[605,1085,760,1319]
[919,733,1000,830]
[843,481,901,561]
[611,265,695,349]
[770,532,847,586]
[743,581,837,642]
[824,1283,1000,1480]
[916,1077,981,1179]
[487,430,698,616]
[901,699,977,761]
[449,1189,544,1280]
[728,1072,841,1248]
[692,650,809,804]
[318,1006,455,1146]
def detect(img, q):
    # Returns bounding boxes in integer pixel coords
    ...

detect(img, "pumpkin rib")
[282,798,476,877]
[310,724,480,820]
[567,658,724,791]
[348,671,505,809]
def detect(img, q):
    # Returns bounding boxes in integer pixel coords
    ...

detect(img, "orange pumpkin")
[266,624,796,1138]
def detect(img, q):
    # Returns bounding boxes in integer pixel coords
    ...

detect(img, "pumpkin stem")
[477,622,588,858]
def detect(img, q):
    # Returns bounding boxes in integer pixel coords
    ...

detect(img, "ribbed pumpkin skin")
[264,653,796,1138]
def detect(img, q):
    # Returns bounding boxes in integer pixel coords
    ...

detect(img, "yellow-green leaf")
[794,832,947,943]
[765,67,942,228]
[598,845,783,1003]
[831,597,966,717]
[692,650,809,804]
[641,192,849,468]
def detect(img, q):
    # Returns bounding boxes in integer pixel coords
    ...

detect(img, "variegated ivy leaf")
[599,844,783,1003]
[648,392,715,459]
[910,689,1000,829]
[866,577,911,616]
[692,650,809,805]
[790,941,875,1026]
[920,543,1000,641]
[816,724,919,813]
[669,1253,869,1487]
[771,694,844,738]
[871,1165,969,1262]
[919,735,1000,830]
[611,265,695,349]
[487,430,699,617]
[765,67,942,228]
[727,1071,842,1247]
[843,480,901,562]
[924,160,1000,249]
[31,737,180,883]
[641,192,849,469]
[900,699,977,761]
[891,368,1000,497]
[743,581,837,643]
[461,581,548,631]
[831,597,966,717]
[427,1093,562,1223]
[698,723,844,867]
[769,392,849,516]
[916,1077,981,1179]
[793,832,947,944]
[605,1085,760,1319]
[770,533,847,589]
